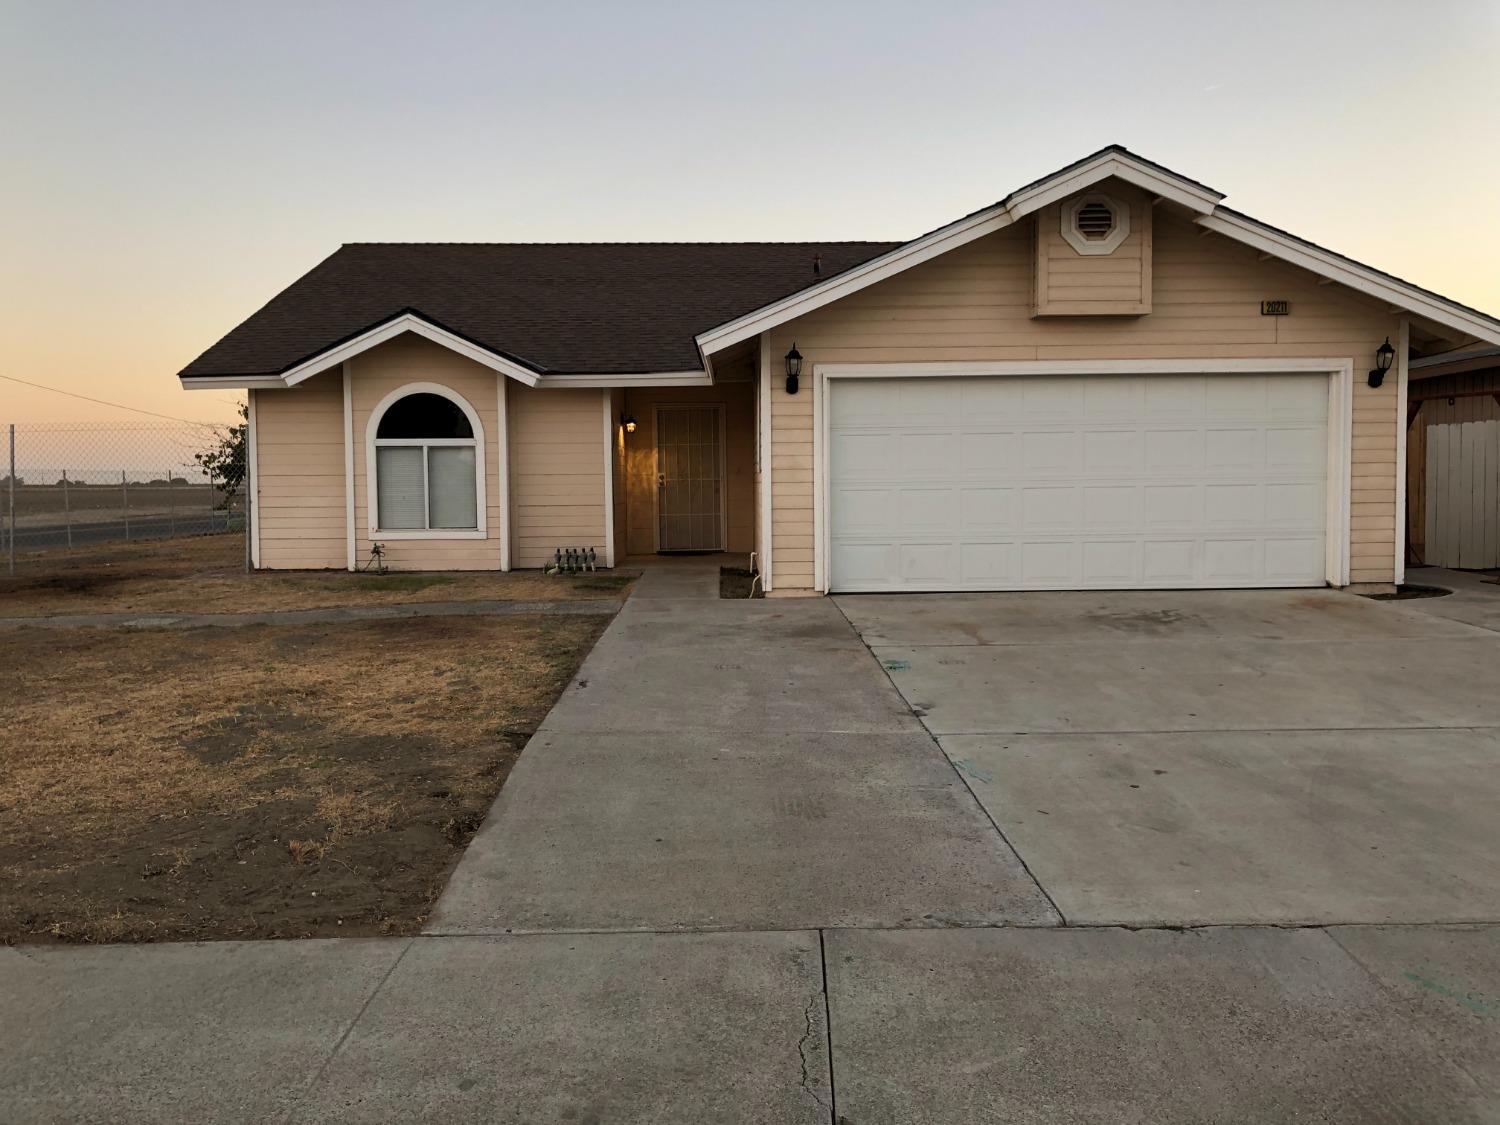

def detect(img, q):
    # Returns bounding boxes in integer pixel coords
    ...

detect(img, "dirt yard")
[1,534,634,617]
[0,612,609,943]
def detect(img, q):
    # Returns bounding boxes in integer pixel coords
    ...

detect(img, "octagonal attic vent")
[1062,193,1130,255]
[1076,201,1115,239]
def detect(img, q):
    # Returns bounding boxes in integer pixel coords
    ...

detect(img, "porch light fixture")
[784,344,803,395]
[621,414,637,434]
[1368,338,1395,388]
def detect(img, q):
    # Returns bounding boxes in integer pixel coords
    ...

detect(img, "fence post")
[122,470,129,541]
[243,470,251,574]
[62,468,72,551]
[167,467,175,537]
[7,424,14,576]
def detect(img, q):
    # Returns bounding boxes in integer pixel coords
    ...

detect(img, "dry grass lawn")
[0,612,607,943]
[1,534,635,618]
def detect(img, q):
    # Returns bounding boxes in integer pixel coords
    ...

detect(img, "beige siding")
[768,205,1402,591]
[509,383,607,569]
[620,381,756,556]
[252,373,346,569]
[350,336,504,570]
[1034,186,1152,316]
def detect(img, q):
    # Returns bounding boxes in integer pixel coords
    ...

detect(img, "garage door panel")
[899,488,957,531]
[1022,486,1080,531]
[898,432,959,477]
[1081,540,1138,585]
[1205,428,1263,471]
[959,431,1018,473]
[1267,427,1326,470]
[959,542,1015,583]
[828,374,1329,592]
[1083,485,1138,529]
[959,487,1016,533]
[1265,537,1324,579]
[1083,430,1141,472]
[1142,540,1197,584]
[1144,429,1203,472]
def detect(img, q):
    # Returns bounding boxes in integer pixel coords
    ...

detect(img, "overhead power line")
[0,372,233,426]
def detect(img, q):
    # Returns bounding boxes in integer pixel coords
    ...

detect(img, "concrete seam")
[830,597,1068,927]
[281,936,414,1123]
[818,929,839,1125]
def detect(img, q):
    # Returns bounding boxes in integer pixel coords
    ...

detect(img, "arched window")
[370,387,484,533]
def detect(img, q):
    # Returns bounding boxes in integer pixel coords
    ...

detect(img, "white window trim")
[365,382,488,540]
[811,358,1355,594]
[1062,192,1129,255]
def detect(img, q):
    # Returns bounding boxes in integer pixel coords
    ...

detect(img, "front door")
[656,405,724,552]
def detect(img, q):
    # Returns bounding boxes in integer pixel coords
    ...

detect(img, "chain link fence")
[2,422,249,576]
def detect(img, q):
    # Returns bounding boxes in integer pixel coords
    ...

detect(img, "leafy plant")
[195,403,247,508]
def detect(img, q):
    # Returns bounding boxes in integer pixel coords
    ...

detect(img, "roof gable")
[694,145,1500,355]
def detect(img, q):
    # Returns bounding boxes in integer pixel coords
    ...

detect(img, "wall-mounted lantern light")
[785,344,803,395]
[1368,338,1395,388]
[621,414,637,434]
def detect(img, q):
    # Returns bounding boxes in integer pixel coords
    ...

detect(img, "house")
[178,146,1500,595]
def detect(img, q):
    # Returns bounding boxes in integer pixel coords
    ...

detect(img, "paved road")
[5,565,1500,1122]
[5,511,234,552]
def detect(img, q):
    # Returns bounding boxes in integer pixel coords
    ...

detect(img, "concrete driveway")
[837,586,1500,926]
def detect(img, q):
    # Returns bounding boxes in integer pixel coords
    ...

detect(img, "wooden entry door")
[656,405,725,552]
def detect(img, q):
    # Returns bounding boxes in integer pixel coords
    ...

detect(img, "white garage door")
[828,373,1329,592]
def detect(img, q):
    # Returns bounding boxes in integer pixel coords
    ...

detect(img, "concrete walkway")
[0,598,619,631]
[8,563,1500,1122]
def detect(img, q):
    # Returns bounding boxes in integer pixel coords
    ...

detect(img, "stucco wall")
[765,205,1401,592]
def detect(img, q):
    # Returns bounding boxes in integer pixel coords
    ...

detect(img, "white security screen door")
[828,373,1329,592]
[656,405,725,551]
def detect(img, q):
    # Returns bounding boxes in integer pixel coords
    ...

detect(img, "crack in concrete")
[796,989,829,1112]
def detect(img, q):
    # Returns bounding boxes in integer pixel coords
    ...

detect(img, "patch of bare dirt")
[0,613,607,943]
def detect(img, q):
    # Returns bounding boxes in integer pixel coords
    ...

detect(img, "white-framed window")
[366,383,487,539]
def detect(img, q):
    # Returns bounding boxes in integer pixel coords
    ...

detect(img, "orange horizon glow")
[5,1,1498,428]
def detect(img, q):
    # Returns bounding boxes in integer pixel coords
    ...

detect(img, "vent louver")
[1075,200,1115,239]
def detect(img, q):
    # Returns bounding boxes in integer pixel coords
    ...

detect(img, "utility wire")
[0,371,233,426]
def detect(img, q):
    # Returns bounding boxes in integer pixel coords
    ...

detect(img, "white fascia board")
[182,376,286,390]
[1195,212,1500,347]
[282,314,542,388]
[534,370,711,389]
[695,208,1016,356]
[1003,153,1222,220]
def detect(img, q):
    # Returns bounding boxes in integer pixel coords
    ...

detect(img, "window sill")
[370,529,489,541]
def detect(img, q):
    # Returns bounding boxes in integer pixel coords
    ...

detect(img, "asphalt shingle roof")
[177,241,902,378]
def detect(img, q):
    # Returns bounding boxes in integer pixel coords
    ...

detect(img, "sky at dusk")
[3,0,1498,426]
